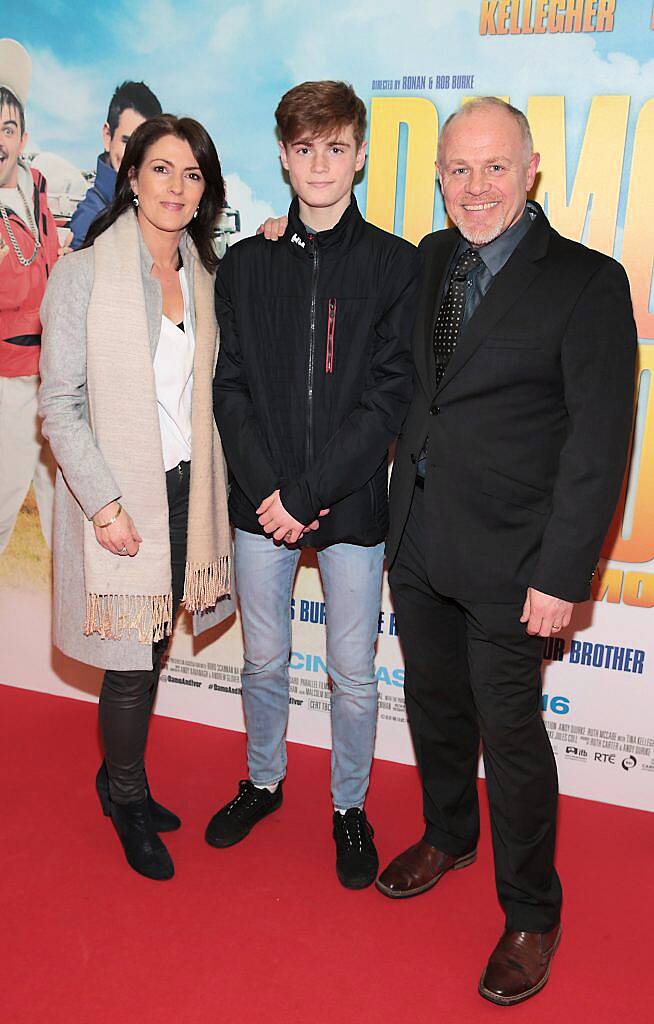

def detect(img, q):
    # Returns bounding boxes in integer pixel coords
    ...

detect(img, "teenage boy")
[68,80,161,249]
[0,39,60,555]
[209,81,419,888]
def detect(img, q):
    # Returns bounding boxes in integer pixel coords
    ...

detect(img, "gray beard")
[452,203,509,247]
[458,219,506,247]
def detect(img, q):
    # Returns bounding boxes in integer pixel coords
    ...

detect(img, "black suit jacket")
[387,203,637,603]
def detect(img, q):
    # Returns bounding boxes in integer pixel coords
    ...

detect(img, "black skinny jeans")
[99,461,189,804]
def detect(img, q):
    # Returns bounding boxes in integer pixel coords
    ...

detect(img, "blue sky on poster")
[5,0,653,236]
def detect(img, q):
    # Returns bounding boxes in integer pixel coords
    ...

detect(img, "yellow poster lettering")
[595,0,615,31]
[591,567,623,603]
[480,0,499,33]
[366,98,438,245]
[604,344,654,563]
[621,99,654,339]
[534,0,549,32]
[497,0,511,33]
[548,0,565,31]
[509,0,521,30]
[521,0,535,32]
[527,95,629,257]
[582,0,598,30]
[564,0,584,31]
[622,572,654,608]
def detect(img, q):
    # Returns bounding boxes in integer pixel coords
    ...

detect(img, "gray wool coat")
[39,228,233,672]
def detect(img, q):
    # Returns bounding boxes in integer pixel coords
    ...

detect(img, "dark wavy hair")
[85,114,226,273]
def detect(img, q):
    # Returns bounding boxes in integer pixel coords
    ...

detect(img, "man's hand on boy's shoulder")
[256,215,288,241]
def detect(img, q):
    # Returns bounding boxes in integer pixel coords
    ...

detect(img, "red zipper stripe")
[326,298,336,373]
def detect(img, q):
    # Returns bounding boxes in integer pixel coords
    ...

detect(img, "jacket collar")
[94,153,117,204]
[134,214,198,357]
[285,193,365,260]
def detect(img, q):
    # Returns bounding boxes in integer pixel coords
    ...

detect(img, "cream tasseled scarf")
[83,210,230,643]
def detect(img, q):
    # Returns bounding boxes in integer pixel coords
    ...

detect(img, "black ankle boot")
[109,798,174,881]
[96,761,181,832]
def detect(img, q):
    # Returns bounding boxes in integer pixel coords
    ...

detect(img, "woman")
[39,115,232,881]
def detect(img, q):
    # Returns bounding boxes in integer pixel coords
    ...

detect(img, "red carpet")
[1,683,651,1024]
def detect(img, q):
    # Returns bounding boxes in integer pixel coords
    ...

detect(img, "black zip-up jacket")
[213,195,420,547]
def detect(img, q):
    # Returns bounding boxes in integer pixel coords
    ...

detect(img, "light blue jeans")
[234,529,385,810]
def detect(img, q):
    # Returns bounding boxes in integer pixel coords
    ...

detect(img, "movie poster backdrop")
[1,0,652,811]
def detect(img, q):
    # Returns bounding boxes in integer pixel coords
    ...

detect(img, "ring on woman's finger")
[120,545,128,554]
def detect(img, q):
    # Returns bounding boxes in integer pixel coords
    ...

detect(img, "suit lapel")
[436,209,551,394]
[414,231,459,397]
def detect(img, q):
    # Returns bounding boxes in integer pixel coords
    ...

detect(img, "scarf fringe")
[84,592,173,644]
[182,557,231,612]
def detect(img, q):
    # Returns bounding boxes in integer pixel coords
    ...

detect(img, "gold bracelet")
[94,502,122,529]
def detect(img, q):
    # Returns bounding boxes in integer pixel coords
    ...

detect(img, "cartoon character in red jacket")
[0,39,60,555]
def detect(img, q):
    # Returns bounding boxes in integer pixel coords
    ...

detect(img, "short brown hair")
[275,81,367,148]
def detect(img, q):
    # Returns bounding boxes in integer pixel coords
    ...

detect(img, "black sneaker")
[205,780,283,848]
[333,808,379,889]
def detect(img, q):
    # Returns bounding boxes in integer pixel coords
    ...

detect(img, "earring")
[132,195,139,207]
[193,208,199,219]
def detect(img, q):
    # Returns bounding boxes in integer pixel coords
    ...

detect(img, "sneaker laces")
[336,809,374,854]
[225,780,267,819]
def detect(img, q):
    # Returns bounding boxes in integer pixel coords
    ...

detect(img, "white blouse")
[153,266,194,471]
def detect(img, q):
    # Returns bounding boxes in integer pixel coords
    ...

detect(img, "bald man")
[378,97,636,1006]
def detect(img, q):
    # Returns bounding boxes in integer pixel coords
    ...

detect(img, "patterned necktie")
[433,247,483,385]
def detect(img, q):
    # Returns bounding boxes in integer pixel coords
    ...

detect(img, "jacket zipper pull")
[326,298,336,374]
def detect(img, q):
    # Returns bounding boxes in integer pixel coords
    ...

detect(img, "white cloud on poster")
[128,0,191,55]
[28,48,98,146]
[210,4,252,57]
[224,171,280,241]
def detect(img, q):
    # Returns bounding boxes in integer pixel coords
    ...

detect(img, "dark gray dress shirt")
[448,201,536,328]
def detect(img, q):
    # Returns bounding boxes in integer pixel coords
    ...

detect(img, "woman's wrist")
[93,501,123,528]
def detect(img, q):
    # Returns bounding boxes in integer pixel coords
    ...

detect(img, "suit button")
[430,404,440,416]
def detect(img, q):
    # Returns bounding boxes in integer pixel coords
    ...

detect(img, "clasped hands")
[257,489,329,544]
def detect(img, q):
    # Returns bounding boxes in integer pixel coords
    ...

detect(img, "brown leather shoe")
[375,838,477,898]
[479,925,562,1005]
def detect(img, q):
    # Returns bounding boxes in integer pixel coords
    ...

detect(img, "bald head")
[435,97,540,247]
[438,97,534,165]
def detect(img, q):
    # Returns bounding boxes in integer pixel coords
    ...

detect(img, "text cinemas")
[289,651,405,687]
